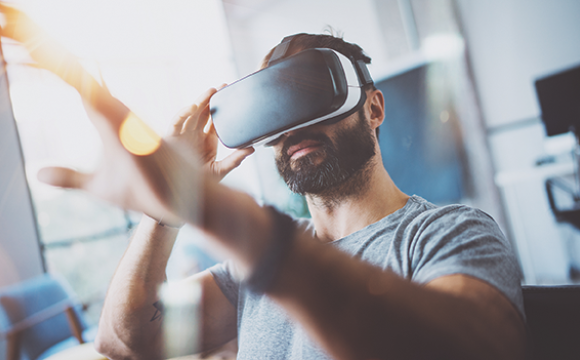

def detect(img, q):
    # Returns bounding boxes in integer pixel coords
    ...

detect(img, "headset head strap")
[267,35,296,66]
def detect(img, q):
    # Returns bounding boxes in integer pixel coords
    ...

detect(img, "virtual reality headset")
[210,36,374,149]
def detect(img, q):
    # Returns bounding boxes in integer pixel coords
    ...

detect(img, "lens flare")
[160,281,201,357]
[119,112,161,156]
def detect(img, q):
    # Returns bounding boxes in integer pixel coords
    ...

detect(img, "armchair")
[0,274,95,360]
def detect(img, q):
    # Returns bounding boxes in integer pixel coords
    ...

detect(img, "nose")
[283,129,298,137]
[265,132,286,147]
[266,130,295,147]
[283,127,309,138]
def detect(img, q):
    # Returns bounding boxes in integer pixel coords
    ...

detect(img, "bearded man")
[94,34,526,360]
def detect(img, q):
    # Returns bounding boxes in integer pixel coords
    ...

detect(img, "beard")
[275,111,376,196]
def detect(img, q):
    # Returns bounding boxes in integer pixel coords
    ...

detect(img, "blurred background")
[1,0,580,352]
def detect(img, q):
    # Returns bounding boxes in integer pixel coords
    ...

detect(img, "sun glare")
[14,0,237,134]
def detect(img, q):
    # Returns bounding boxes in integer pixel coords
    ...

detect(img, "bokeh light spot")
[119,112,161,156]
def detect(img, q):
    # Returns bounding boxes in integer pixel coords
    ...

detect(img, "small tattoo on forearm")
[150,301,164,322]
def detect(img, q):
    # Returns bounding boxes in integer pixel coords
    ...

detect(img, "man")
[90,34,526,360]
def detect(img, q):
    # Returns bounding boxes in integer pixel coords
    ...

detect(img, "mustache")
[281,132,333,157]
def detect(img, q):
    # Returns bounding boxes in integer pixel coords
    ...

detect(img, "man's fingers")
[0,4,34,41]
[182,88,217,133]
[197,105,213,132]
[195,87,218,106]
[168,102,200,136]
[206,120,217,136]
[168,88,217,135]
[170,114,190,136]
[215,147,255,179]
[1,5,130,131]
[37,167,90,190]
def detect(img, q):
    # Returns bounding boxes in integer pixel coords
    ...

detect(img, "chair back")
[0,274,87,360]
[523,285,580,360]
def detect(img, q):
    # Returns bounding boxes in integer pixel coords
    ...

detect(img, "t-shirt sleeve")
[410,205,524,317]
[206,218,311,308]
[208,260,241,307]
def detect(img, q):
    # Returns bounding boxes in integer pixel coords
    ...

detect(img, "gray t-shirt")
[209,195,524,360]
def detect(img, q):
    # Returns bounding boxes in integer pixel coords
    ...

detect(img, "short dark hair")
[263,33,371,66]
[262,33,379,137]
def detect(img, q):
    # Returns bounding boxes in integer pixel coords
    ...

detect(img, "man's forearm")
[267,235,525,360]
[95,215,179,359]
[196,181,525,360]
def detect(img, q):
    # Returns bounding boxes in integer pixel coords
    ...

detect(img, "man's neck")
[306,157,409,243]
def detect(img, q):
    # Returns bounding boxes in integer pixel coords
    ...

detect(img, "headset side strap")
[355,59,374,86]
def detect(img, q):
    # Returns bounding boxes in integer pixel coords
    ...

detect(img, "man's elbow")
[93,332,115,359]
[94,330,133,360]
[94,326,159,360]
[94,331,122,360]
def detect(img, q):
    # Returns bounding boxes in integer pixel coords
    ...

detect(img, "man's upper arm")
[182,270,237,352]
[426,274,526,359]
[411,206,525,316]
[408,206,526,358]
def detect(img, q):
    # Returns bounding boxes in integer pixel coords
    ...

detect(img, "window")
[4,0,241,324]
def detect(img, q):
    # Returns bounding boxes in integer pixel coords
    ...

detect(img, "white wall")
[223,0,390,78]
[456,0,580,283]
[456,0,580,128]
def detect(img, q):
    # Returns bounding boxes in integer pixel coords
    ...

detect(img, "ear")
[366,89,385,131]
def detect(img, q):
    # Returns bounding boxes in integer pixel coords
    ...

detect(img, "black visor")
[210,44,373,149]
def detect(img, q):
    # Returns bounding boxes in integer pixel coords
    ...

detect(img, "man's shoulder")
[288,196,503,244]
[380,196,506,247]
[405,196,498,228]
[399,197,509,256]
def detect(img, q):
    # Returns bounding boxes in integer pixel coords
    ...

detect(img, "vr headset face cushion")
[210,48,362,149]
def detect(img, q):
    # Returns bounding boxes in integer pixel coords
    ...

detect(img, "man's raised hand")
[0,4,202,225]
[167,87,254,181]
